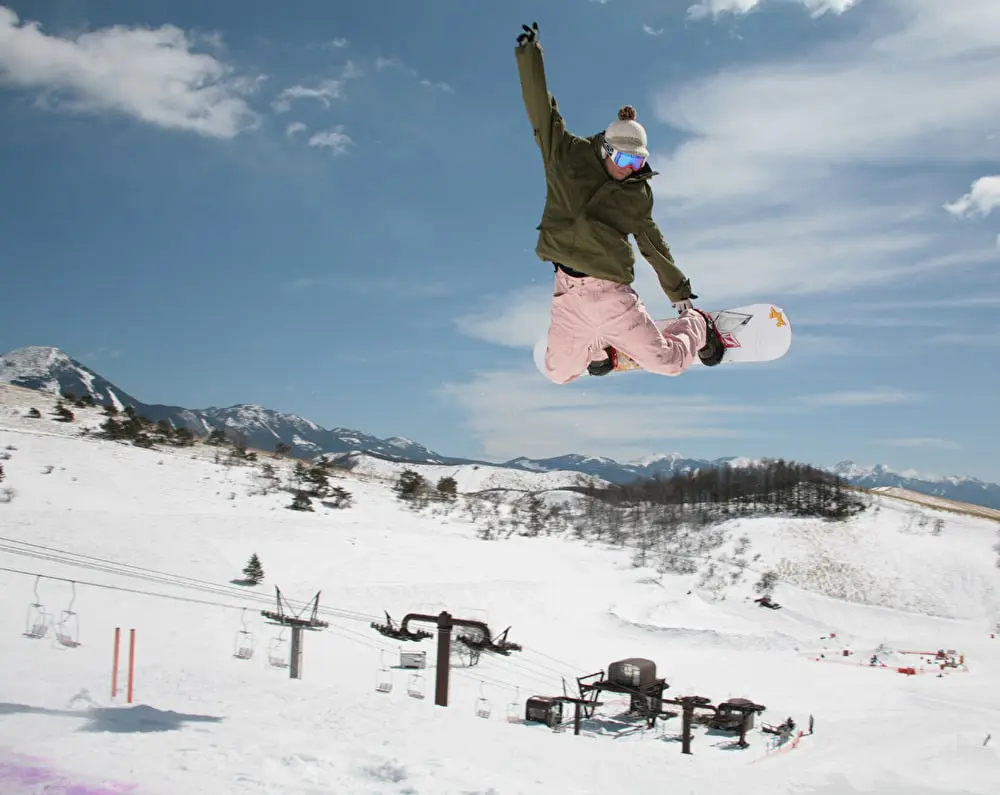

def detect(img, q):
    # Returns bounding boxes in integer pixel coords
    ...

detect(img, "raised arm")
[514,23,573,165]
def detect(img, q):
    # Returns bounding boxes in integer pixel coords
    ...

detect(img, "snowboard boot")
[693,309,725,367]
[587,346,618,377]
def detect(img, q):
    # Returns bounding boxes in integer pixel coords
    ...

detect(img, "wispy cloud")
[799,389,919,407]
[418,79,454,93]
[643,24,665,36]
[875,437,961,450]
[687,0,859,20]
[374,55,453,93]
[283,275,450,298]
[325,37,348,49]
[0,7,261,138]
[628,0,1000,313]
[438,370,762,461]
[285,121,307,137]
[454,288,550,349]
[787,334,855,356]
[307,126,352,155]
[926,331,1000,345]
[271,63,360,113]
[944,175,1000,218]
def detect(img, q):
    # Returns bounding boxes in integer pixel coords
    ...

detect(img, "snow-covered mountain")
[829,461,1000,512]
[0,347,468,462]
[3,345,999,510]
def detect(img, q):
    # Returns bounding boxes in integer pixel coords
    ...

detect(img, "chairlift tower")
[372,609,522,708]
[260,586,329,680]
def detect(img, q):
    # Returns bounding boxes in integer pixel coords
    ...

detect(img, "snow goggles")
[604,140,645,170]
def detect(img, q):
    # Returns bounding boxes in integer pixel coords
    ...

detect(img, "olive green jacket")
[515,40,692,302]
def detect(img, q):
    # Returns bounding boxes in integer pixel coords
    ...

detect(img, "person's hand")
[517,22,538,46]
[673,298,695,314]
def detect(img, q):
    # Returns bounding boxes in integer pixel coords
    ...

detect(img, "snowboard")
[533,303,792,377]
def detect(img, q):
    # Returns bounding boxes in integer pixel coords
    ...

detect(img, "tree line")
[579,459,866,521]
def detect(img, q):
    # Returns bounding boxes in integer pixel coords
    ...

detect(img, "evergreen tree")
[241,553,265,584]
[323,486,353,509]
[206,428,229,446]
[289,491,314,512]
[0,463,4,483]
[53,401,75,423]
[27,407,41,418]
[436,476,458,499]
[304,464,331,497]
[275,441,292,457]
[394,469,428,503]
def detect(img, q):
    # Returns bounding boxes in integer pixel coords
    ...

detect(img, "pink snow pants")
[543,269,708,384]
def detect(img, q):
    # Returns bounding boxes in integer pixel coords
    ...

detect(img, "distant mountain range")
[3,345,1000,510]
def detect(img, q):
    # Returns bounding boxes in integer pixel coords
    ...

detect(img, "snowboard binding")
[587,347,618,377]
[693,309,725,367]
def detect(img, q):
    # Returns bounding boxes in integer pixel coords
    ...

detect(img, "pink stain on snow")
[0,760,139,794]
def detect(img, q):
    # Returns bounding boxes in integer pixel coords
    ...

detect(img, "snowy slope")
[327,450,602,493]
[0,386,999,795]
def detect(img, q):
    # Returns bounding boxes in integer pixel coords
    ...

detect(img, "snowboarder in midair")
[515,22,723,382]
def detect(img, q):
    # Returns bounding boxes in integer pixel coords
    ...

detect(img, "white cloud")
[0,6,260,137]
[643,25,665,36]
[944,175,1000,218]
[438,370,761,461]
[799,389,919,407]
[687,0,859,19]
[454,288,551,348]
[642,0,1000,303]
[326,37,348,49]
[418,79,454,93]
[927,331,1000,346]
[688,0,758,17]
[373,55,453,94]
[285,121,307,137]
[308,126,352,155]
[271,63,359,113]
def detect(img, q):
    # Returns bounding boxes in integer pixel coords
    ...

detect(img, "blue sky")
[1,0,999,480]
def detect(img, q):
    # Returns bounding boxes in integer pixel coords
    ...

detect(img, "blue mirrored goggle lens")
[610,148,645,170]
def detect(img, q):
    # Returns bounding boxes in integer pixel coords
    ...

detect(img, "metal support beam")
[434,611,453,707]
[290,625,303,680]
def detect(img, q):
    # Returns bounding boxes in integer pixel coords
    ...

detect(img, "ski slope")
[0,385,998,795]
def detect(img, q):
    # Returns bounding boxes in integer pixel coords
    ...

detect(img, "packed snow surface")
[0,384,998,795]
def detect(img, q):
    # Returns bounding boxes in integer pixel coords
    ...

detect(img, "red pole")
[111,627,120,699]
[127,629,136,704]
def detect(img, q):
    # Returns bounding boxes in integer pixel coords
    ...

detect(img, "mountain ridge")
[3,344,999,509]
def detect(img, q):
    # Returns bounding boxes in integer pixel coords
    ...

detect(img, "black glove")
[517,22,538,46]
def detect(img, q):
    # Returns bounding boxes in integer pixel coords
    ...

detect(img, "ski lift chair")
[475,681,492,719]
[233,609,255,660]
[506,687,522,723]
[267,633,290,668]
[375,650,393,693]
[407,672,426,700]
[24,576,49,639]
[53,582,81,649]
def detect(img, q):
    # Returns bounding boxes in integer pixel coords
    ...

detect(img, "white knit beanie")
[604,105,648,157]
